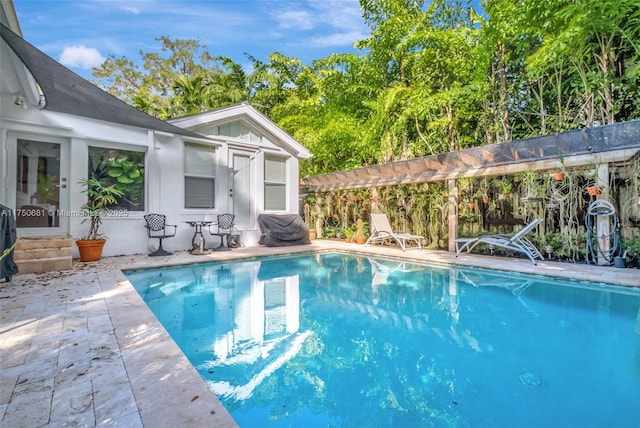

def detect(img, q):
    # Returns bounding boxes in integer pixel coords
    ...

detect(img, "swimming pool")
[126,252,640,427]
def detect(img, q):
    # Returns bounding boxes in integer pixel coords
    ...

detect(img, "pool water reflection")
[126,252,640,427]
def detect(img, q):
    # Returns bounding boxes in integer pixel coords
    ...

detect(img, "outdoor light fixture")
[14,94,27,109]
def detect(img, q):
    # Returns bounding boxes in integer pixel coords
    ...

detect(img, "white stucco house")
[1,3,310,269]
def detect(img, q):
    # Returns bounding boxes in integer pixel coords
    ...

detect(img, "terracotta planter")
[76,239,106,262]
[586,185,602,196]
[553,172,565,181]
[356,235,365,245]
[309,229,317,240]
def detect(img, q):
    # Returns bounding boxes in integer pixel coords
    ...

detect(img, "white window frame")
[87,144,147,212]
[184,142,217,209]
[264,155,287,211]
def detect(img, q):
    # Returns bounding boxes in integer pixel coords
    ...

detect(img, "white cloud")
[309,0,366,31]
[268,0,369,50]
[274,9,314,30]
[59,45,106,69]
[311,30,369,47]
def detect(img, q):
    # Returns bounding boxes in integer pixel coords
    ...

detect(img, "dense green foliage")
[92,0,640,177]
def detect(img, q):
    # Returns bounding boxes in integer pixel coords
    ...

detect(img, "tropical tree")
[89,0,640,179]
[524,0,640,127]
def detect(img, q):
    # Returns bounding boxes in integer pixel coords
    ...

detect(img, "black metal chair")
[208,214,235,251]
[144,214,177,256]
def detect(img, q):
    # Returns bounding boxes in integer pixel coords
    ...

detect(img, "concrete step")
[13,235,73,274]
[16,256,73,274]
[14,246,73,261]
[15,236,72,251]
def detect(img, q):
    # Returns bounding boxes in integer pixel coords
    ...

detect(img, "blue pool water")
[126,253,640,427]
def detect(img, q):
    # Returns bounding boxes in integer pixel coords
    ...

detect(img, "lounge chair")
[455,218,544,264]
[455,269,537,314]
[365,213,423,251]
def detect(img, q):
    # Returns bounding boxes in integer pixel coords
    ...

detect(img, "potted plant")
[344,226,357,243]
[498,180,512,200]
[308,227,317,240]
[76,177,124,262]
[304,201,317,239]
[622,236,640,268]
[355,218,368,244]
[586,185,602,196]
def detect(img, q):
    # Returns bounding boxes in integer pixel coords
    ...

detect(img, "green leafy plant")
[544,232,569,259]
[499,179,513,195]
[343,225,357,241]
[622,236,640,267]
[79,177,124,240]
[107,154,144,206]
[356,218,369,238]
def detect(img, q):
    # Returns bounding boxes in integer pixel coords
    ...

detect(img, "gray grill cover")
[257,214,310,247]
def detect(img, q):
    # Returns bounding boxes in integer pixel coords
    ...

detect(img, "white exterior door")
[229,150,253,228]
[7,133,70,235]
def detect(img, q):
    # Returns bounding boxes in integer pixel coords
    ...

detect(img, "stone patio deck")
[1,241,638,427]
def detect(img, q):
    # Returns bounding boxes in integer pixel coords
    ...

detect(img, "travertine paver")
[0,241,638,427]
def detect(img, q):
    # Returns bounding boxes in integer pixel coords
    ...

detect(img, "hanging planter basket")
[586,185,602,196]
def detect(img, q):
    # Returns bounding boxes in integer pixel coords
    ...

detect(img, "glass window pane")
[185,177,215,208]
[185,143,216,177]
[184,143,216,209]
[88,146,145,211]
[16,139,61,228]
[265,156,286,183]
[265,183,286,211]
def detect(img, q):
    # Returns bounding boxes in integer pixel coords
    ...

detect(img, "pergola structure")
[301,120,640,255]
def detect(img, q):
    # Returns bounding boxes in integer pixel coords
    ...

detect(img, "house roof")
[169,103,312,159]
[1,23,202,139]
[302,120,640,191]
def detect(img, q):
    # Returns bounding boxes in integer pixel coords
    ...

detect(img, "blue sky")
[13,0,370,79]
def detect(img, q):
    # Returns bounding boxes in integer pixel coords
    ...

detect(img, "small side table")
[184,221,213,253]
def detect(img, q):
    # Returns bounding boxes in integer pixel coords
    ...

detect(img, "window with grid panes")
[264,155,286,211]
[184,143,216,208]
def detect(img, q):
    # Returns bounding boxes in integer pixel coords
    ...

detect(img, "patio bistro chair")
[365,213,423,251]
[208,213,235,251]
[455,218,544,264]
[144,214,177,256]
